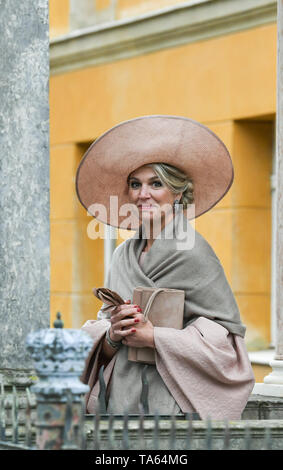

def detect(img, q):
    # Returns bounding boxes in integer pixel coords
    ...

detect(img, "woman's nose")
[139,184,151,198]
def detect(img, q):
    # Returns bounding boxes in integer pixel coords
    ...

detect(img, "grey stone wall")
[0,1,50,384]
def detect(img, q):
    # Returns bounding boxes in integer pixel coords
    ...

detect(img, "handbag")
[128,286,185,364]
[92,286,185,364]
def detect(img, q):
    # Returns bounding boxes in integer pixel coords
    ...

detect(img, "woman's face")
[127,165,181,224]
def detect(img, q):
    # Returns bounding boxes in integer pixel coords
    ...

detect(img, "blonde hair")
[146,162,194,209]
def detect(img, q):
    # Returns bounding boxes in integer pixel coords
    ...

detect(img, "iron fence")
[1,318,282,451]
[0,383,35,450]
[0,379,282,451]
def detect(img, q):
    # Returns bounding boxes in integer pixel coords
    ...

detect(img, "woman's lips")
[138,205,154,210]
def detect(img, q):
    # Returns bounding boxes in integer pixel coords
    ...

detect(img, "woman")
[76,115,255,420]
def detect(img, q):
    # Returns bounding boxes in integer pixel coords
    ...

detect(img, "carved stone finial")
[26,320,93,401]
[53,312,64,329]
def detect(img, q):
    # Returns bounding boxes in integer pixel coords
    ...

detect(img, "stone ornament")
[26,313,93,402]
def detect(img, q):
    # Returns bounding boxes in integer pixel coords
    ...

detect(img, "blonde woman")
[76,115,255,419]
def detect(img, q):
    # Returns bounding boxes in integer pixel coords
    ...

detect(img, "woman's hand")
[122,314,155,349]
[109,301,155,349]
[109,300,142,342]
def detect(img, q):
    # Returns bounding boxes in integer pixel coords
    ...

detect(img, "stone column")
[0,1,50,389]
[253,0,283,396]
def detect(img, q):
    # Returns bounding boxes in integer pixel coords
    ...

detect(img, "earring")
[173,199,180,211]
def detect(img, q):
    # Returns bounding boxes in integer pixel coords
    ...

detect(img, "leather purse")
[92,286,185,364]
[128,286,185,364]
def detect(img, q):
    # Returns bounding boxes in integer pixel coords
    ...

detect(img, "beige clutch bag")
[92,286,185,365]
[128,286,185,364]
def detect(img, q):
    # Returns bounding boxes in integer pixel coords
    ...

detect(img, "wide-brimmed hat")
[75,115,234,230]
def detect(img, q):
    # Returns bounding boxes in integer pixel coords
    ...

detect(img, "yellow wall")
[50,143,105,328]
[49,0,69,39]
[49,0,194,39]
[96,0,112,10]
[117,0,190,19]
[195,120,273,349]
[252,364,272,384]
[50,19,276,351]
[50,24,276,144]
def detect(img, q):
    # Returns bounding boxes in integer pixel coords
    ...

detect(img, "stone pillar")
[0,2,50,389]
[253,0,283,396]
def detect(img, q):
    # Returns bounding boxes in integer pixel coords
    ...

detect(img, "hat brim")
[75,115,234,230]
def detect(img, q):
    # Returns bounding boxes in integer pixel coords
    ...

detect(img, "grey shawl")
[81,211,254,419]
[99,210,246,336]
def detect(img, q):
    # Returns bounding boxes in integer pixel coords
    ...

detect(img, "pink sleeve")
[153,316,255,420]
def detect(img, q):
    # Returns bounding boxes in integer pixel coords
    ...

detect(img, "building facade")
[49,0,278,381]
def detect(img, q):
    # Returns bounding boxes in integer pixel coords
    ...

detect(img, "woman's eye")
[129,180,162,188]
[130,181,140,188]
[152,181,162,187]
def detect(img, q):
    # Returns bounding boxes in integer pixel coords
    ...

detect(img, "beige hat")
[75,115,233,230]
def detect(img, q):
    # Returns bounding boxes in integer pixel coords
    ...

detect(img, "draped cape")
[81,211,255,419]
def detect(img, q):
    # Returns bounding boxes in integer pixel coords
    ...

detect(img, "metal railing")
[1,317,282,451]
[0,376,281,451]
[0,383,35,450]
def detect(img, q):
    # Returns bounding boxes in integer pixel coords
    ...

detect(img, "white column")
[253,0,283,396]
[104,225,117,285]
